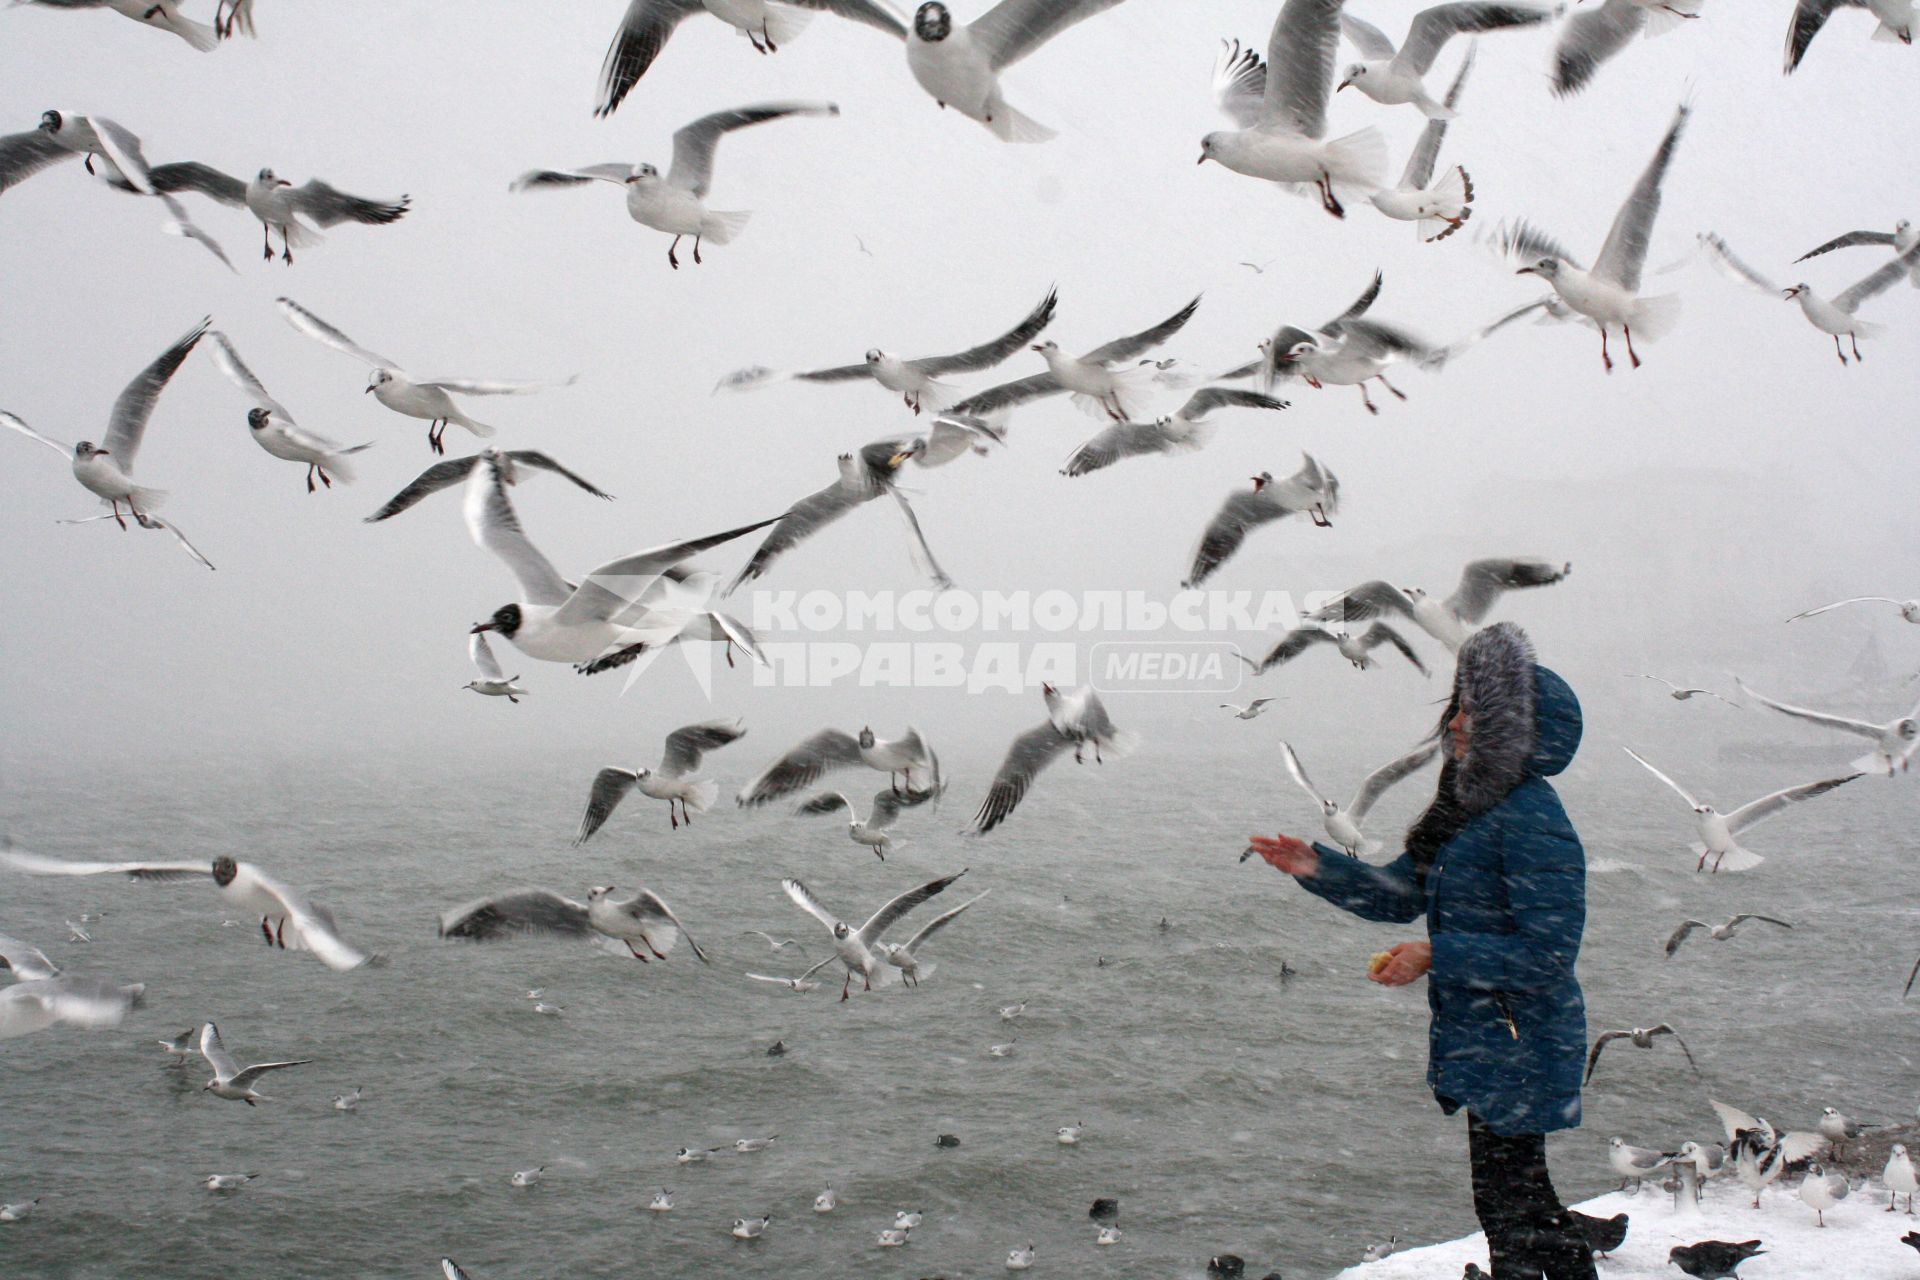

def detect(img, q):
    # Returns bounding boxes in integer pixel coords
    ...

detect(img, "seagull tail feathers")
[985,97,1056,144]
[683,779,720,816]
[697,209,752,246]
[1322,127,1388,193]
[165,13,221,51]
[1625,292,1681,343]
[758,2,814,47]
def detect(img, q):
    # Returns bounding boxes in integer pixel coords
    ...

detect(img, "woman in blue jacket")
[1248,622,1596,1280]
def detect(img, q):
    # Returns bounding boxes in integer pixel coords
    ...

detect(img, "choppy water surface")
[2,734,1913,1279]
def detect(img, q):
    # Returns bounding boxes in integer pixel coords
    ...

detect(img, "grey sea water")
[1,725,1913,1280]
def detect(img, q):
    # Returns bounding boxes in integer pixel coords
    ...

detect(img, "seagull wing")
[102,317,210,473]
[795,790,856,818]
[1648,1023,1698,1072]
[910,288,1059,377]
[1489,217,1585,271]
[1786,0,1862,73]
[437,888,593,940]
[662,719,746,775]
[286,179,407,228]
[464,457,573,607]
[781,876,844,934]
[738,730,866,806]
[1835,241,1920,313]
[0,977,141,1037]
[1443,557,1570,624]
[1622,746,1703,809]
[1362,622,1429,675]
[1664,919,1706,956]
[1709,1098,1762,1145]
[595,0,707,118]
[970,722,1074,833]
[1724,774,1860,836]
[1213,38,1269,128]
[855,869,967,946]
[1697,232,1780,294]
[616,889,708,962]
[668,101,839,199]
[235,863,370,971]
[1312,580,1412,626]
[1084,296,1203,363]
[1726,914,1794,931]
[1174,387,1289,420]
[869,783,941,829]
[199,1021,240,1079]
[575,769,640,844]
[897,890,990,955]
[1061,418,1211,477]
[469,631,507,681]
[1250,626,1335,674]
[1584,1030,1624,1082]
[276,297,398,369]
[1340,12,1399,59]
[1735,678,1885,740]
[209,332,296,421]
[228,1058,313,1090]
[1349,740,1441,821]
[888,486,955,589]
[1184,486,1285,589]
[1279,741,1330,807]
[509,164,635,192]
[0,847,211,882]
[506,451,615,500]
[948,371,1065,417]
[1786,596,1903,621]
[725,479,869,593]
[0,412,71,458]
[1796,228,1899,262]
[559,516,782,625]
[1551,0,1645,96]
[793,0,907,36]
[86,117,153,194]
[0,129,75,196]
[1397,2,1551,76]
[0,933,59,981]
[145,160,247,206]
[1324,270,1385,332]
[365,457,479,522]
[1261,0,1344,137]
[970,0,1126,71]
[419,376,561,397]
[1591,101,1690,292]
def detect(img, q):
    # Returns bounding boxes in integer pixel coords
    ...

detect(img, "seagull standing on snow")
[1786,0,1914,74]
[1310,558,1571,652]
[1276,739,1439,856]
[1058,387,1289,478]
[1664,914,1793,957]
[969,685,1135,833]
[1698,232,1920,365]
[1607,1136,1674,1191]
[1622,746,1861,871]
[1337,2,1554,118]
[18,0,220,49]
[1799,1162,1850,1227]
[717,288,1058,413]
[781,870,969,999]
[1183,457,1341,588]
[593,0,906,116]
[1367,43,1475,240]
[796,784,943,858]
[1501,101,1690,371]
[0,847,370,970]
[948,297,1202,422]
[2,317,207,530]
[463,632,528,703]
[197,1022,311,1105]
[737,726,940,805]
[1240,622,1427,678]
[277,298,569,455]
[1552,0,1703,97]
[574,720,748,835]
[511,102,838,269]
[438,885,710,963]
[1735,677,1920,775]
[1203,1,1387,217]
[208,333,371,492]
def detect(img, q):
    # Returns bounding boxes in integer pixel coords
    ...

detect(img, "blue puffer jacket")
[1296,623,1587,1137]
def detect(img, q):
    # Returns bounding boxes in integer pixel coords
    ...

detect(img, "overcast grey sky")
[1,1,1916,777]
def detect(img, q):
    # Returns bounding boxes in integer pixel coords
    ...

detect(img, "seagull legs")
[667,236,683,270]
[107,499,129,530]
[693,236,704,265]
[262,221,274,262]
[1309,504,1332,528]
[1356,384,1379,415]
[1376,373,1407,402]
[1599,328,1615,373]
[1623,324,1642,370]
[624,941,651,963]
[1849,331,1864,363]
[426,420,448,455]
[1314,173,1345,219]
[305,464,333,493]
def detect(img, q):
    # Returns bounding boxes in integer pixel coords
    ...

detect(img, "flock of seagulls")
[3,0,1915,1275]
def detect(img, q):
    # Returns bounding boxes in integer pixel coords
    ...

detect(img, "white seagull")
[1788,595,1920,624]
[1220,698,1278,720]
[1058,387,1290,479]
[1501,101,1690,372]
[1735,677,1920,776]
[1310,557,1571,652]
[947,296,1202,422]
[1795,218,1919,284]
[1241,622,1428,678]
[1367,43,1476,240]
[0,847,370,970]
[277,297,568,455]
[1786,0,1914,74]
[1279,739,1440,855]
[462,453,772,674]
[463,632,528,703]
[511,102,838,269]
[1664,914,1794,957]
[592,0,905,116]
[574,720,748,835]
[969,684,1135,833]
[718,287,1058,413]
[1250,272,1444,414]
[1799,1162,1850,1227]
[0,932,145,1040]
[438,885,710,964]
[1337,3,1554,118]
[196,1022,311,1105]
[365,447,613,524]
[1552,0,1703,96]
[203,1173,260,1192]
[2,317,207,530]
[17,0,219,49]
[1622,746,1862,871]
[1183,457,1341,589]
[1698,231,1920,364]
[116,162,409,264]
[1202,2,1388,217]
[16,110,153,192]
[797,784,943,859]
[208,332,371,492]
[738,726,940,806]
[1635,674,1734,704]
[875,890,989,983]
[781,869,969,999]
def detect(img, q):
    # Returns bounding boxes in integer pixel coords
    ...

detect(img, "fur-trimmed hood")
[1450,623,1582,814]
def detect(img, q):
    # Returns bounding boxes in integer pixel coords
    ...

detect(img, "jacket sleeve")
[1429,791,1586,992]
[1294,843,1425,924]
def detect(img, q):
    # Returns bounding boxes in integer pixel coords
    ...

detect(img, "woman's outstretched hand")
[1368,941,1433,987]
[1246,834,1318,879]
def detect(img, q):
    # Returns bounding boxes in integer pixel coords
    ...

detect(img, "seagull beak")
[470,621,495,634]
[1030,344,1045,352]
[888,451,913,467]
[1781,286,1801,299]
[1196,152,1208,165]
[1336,79,1352,92]
[363,385,376,394]
[1514,267,1538,277]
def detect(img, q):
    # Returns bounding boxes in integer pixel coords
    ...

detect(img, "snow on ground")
[1335,1169,1920,1279]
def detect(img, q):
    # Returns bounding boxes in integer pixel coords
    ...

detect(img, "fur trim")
[1451,622,1537,814]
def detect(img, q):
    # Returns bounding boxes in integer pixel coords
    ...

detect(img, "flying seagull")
[1552,0,1704,97]
[511,101,839,269]
[781,869,968,998]
[1367,42,1476,240]
[1278,739,1439,856]
[1734,677,1919,775]
[17,0,219,49]
[737,726,940,806]
[1586,1023,1698,1083]
[0,932,144,1040]
[107,162,408,264]
[1183,457,1341,589]
[196,1022,310,1104]
[365,448,611,523]
[574,720,748,836]
[1794,217,1918,283]
[1635,674,1734,704]
[1250,272,1443,415]
[1622,746,1861,871]
[1337,2,1555,118]
[1785,0,1914,74]
[1787,595,1920,624]
[1058,387,1289,479]
[1698,231,1920,365]
[1241,622,1427,678]
[208,332,371,492]
[796,784,943,858]
[969,684,1134,833]
[1309,557,1571,652]
[877,890,989,984]
[464,631,528,703]
[438,885,710,963]
[947,296,1202,422]
[1664,914,1794,957]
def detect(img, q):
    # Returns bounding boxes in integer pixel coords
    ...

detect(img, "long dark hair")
[1405,694,1469,893]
